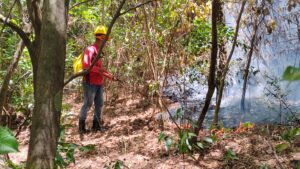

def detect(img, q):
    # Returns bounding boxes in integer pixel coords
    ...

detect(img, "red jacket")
[82,43,112,85]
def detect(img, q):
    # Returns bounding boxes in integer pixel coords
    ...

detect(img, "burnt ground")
[8,90,300,169]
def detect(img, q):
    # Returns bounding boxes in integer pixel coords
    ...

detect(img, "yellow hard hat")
[94,25,107,35]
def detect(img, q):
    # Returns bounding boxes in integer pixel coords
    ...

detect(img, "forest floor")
[9,90,300,169]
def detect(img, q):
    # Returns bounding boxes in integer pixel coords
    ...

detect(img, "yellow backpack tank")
[73,52,83,73]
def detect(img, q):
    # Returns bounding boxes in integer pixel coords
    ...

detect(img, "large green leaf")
[283,66,300,81]
[203,137,214,144]
[0,127,19,154]
[196,142,204,149]
[275,143,290,153]
[114,160,122,169]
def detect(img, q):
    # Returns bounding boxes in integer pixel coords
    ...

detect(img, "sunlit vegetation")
[0,0,300,168]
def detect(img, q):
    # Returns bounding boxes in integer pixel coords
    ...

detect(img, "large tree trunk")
[26,0,67,168]
[194,0,219,136]
[0,40,25,125]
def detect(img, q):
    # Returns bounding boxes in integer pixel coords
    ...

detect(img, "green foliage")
[283,66,300,81]
[79,144,96,153]
[55,113,95,169]
[281,127,300,143]
[55,142,77,168]
[55,141,95,169]
[275,143,289,153]
[0,46,34,123]
[274,127,300,153]
[174,108,184,120]
[158,130,216,155]
[183,18,234,55]
[0,127,19,154]
[155,0,183,30]
[224,149,238,160]
[183,18,211,54]
[113,160,124,169]
[104,159,128,169]
[243,122,253,128]
[61,103,72,112]
[176,130,197,153]
[66,0,109,76]
[158,132,173,152]
[259,163,269,169]
[148,81,160,95]
[4,159,25,169]
[203,136,214,144]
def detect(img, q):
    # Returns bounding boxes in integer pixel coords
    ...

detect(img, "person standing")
[79,25,114,133]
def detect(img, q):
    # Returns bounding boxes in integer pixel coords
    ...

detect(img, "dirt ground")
[8,91,300,169]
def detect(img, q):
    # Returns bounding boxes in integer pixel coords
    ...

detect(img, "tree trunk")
[0,40,25,125]
[241,17,259,113]
[194,0,219,136]
[26,0,67,168]
[25,0,43,98]
[213,1,226,128]
[213,0,247,127]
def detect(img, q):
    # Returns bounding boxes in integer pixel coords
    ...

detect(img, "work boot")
[79,120,87,134]
[92,119,102,132]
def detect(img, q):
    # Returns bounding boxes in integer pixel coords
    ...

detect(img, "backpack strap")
[84,46,98,84]
[82,47,90,84]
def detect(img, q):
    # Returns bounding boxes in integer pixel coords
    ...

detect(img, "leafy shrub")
[158,130,216,155]
[183,18,234,55]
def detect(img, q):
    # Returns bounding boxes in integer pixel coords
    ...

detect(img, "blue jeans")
[79,82,104,122]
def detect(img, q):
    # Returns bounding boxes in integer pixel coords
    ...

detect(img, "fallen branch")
[264,137,286,169]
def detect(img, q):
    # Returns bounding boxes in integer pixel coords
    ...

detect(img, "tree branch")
[64,0,157,86]
[69,0,95,10]
[63,0,127,86]
[64,0,154,86]
[0,40,25,125]
[31,0,42,35]
[120,0,153,16]
[213,0,247,126]
[0,14,32,53]
[0,0,17,37]
[224,0,247,69]
[161,100,181,130]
